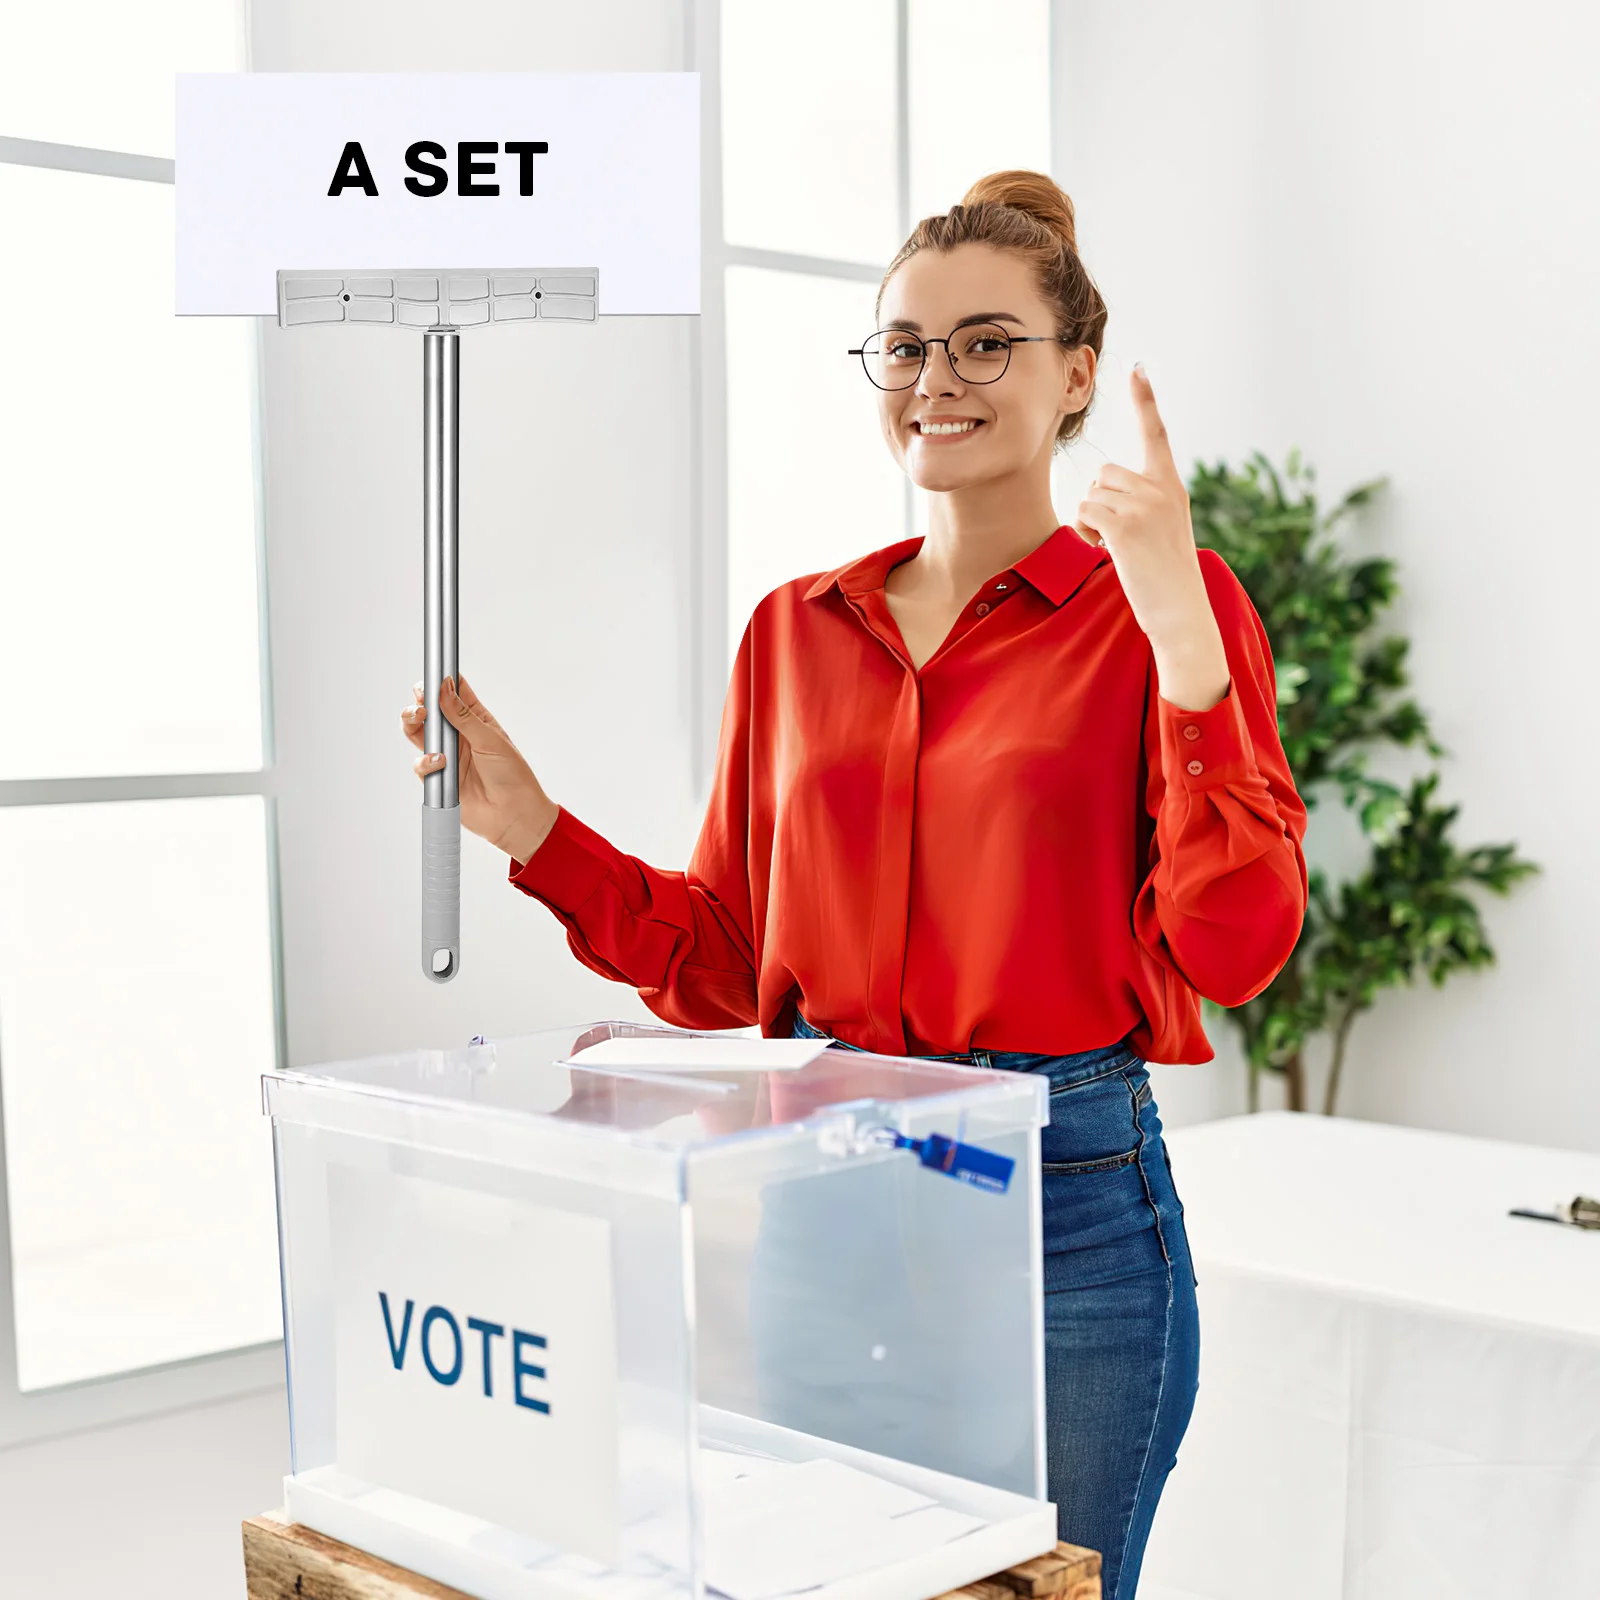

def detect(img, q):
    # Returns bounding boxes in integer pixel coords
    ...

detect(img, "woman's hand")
[1074,366,1231,711]
[400,675,560,864]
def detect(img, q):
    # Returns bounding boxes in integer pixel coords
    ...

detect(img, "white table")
[1139,1112,1600,1600]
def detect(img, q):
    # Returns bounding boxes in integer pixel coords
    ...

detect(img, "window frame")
[686,0,912,797]
[0,68,289,1446]
[687,0,1058,796]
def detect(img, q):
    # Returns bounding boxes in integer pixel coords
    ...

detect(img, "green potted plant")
[1187,450,1538,1114]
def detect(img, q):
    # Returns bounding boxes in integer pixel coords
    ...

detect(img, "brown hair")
[877,169,1108,449]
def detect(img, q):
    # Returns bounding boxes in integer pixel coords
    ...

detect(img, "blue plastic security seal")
[876,1129,1015,1194]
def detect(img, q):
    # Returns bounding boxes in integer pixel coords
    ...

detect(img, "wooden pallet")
[935,1539,1102,1598]
[242,1511,1102,1600]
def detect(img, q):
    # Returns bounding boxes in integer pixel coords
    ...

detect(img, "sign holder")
[274,269,598,982]
[177,70,699,984]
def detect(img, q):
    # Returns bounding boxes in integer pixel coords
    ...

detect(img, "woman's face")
[871,241,1094,494]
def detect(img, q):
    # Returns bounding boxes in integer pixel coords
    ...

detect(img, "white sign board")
[327,1163,621,1563]
[174,72,700,316]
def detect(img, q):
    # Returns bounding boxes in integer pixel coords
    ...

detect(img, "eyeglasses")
[848,321,1074,391]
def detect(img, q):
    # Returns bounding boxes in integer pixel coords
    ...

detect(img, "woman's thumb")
[439,677,498,745]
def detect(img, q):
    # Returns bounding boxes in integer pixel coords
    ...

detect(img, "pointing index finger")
[1131,364,1180,484]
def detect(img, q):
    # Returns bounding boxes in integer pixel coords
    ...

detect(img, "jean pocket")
[1040,1144,1140,1175]
[1038,1144,1162,1264]
[1038,1066,1148,1171]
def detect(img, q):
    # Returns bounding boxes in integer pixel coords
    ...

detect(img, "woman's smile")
[911,416,987,440]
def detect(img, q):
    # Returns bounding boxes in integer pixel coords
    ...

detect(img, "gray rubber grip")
[422,803,461,982]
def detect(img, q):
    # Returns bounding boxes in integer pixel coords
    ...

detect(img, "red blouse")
[509,525,1308,1065]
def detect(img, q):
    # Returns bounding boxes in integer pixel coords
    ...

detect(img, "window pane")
[0,164,262,780]
[721,0,899,265]
[726,266,906,659]
[0,795,280,1391]
[0,0,242,158]
[908,0,1052,223]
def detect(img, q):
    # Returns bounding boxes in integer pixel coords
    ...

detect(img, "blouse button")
[1182,723,1202,741]
[1186,759,1205,776]
[975,601,991,616]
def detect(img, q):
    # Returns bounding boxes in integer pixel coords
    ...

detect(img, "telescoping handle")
[422,328,460,981]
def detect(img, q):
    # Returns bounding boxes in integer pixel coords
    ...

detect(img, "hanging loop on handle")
[422,803,461,981]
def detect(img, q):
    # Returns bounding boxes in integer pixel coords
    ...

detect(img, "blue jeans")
[769,1011,1200,1600]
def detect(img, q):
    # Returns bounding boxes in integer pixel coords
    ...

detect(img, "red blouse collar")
[802,523,1107,608]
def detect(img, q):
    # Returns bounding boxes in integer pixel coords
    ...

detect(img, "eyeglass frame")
[847,321,1077,390]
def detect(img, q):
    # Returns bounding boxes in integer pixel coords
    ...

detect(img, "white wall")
[1054,0,1600,1150]
[0,3,697,1595]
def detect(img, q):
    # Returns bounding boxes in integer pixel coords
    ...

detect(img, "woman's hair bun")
[960,169,1077,253]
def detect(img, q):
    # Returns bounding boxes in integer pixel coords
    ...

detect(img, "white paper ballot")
[700,1447,789,1486]
[562,1037,829,1072]
[697,1457,987,1600]
[629,1454,989,1600]
[707,1457,935,1524]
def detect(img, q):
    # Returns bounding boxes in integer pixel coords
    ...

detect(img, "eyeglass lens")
[858,323,1012,390]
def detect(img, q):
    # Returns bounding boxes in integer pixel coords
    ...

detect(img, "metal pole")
[421,327,461,981]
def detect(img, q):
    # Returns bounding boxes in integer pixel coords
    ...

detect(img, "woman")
[400,170,1308,1597]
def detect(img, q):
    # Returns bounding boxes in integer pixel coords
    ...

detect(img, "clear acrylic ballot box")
[264,1019,1056,1600]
